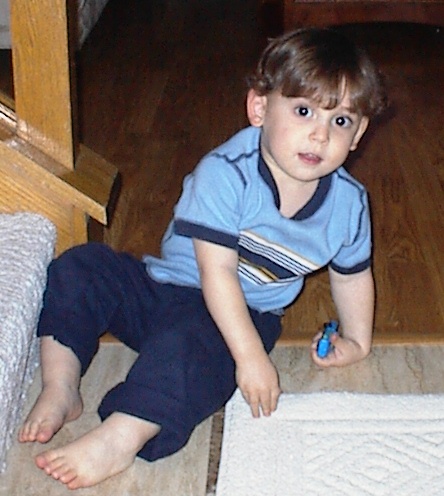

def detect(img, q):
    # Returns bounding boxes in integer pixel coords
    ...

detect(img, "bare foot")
[19,335,83,444]
[35,412,160,489]
[18,382,83,444]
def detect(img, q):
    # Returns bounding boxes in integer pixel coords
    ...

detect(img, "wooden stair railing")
[0,0,119,255]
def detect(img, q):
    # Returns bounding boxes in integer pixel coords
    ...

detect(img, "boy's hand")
[235,353,281,418]
[310,331,368,368]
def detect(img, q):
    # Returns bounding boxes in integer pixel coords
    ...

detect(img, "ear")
[350,116,369,151]
[246,88,267,127]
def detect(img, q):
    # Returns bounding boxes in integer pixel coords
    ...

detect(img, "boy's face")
[247,88,369,187]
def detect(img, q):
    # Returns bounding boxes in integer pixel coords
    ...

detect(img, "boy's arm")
[311,266,374,367]
[193,238,281,418]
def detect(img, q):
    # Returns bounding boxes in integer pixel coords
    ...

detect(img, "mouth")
[298,152,322,165]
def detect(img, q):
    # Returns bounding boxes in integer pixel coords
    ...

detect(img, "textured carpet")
[0,213,56,472]
[216,390,444,496]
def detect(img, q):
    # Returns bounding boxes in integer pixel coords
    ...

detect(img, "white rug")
[216,390,444,496]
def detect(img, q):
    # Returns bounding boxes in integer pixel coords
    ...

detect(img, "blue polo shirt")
[143,126,371,314]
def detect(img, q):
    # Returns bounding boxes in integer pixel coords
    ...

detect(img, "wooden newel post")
[10,0,78,170]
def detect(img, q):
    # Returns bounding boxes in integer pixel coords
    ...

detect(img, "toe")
[61,470,78,486]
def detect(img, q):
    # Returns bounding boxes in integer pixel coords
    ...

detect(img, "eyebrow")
[337,106,355,113]
[288,95,359,115]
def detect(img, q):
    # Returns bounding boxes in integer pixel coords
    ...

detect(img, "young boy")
[18,28,386,489]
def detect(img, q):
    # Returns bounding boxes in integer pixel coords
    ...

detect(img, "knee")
[50,243,116,277]
[60,242,113,261]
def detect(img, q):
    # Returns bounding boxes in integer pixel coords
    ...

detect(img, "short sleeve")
[329,190,372,274]
[173,154,247,249]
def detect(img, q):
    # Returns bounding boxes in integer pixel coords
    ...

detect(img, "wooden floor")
[1,0,443,345]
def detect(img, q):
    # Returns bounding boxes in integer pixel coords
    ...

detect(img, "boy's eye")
[295,106,312,117]
[335,116,353,127]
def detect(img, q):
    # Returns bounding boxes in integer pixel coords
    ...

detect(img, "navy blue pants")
[37,243,281,461]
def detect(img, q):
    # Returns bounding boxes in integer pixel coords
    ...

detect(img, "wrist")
[233,342,268,366]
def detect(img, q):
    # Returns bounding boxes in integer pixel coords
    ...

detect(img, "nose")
[309,121,329,144]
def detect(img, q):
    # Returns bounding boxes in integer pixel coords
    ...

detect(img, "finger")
[260,386,281,417]
[241,390,252,410]
[311,348,333,368]
[260,395,272,417]
[249,397,261,418]
[311,331,323,347]
[269,388,281,413]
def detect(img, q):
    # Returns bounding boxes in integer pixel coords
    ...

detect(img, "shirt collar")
[258,153,332,220]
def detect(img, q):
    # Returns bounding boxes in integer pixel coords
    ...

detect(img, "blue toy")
[316,320,339,358]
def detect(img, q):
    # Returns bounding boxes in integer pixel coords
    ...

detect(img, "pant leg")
[98,284,282,461]
[37,243,157,375]
[39,242,282,461]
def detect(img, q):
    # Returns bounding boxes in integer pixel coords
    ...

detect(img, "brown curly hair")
[248,28,387,118]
